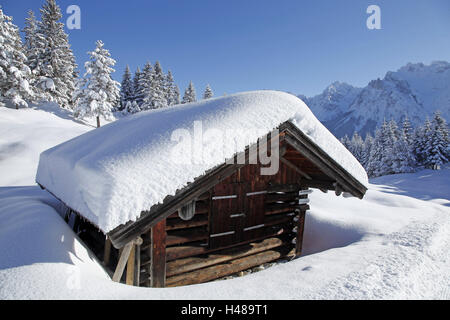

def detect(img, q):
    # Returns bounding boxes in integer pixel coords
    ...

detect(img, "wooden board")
[166,246,289,287]
[150,219,166,288]
[166,237,284,277]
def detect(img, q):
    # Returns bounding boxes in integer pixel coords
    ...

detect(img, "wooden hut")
[36,91,368,288]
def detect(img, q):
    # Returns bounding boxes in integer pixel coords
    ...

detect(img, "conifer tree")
[182,81,196,104]
[427,111,449,169]
[402,116,414,147]
[340,135,351,150]
[173,84,181,105]
[361,133,373,169]
[0,8,34,109]
[119,65,133,111]
[414,118,433,167]
[74,40,120,127]
[379,119,399,175]
[391,132,416,174]
[132,67,142,107]
[350,132,364,164]
[137,62,153,110]
[37,0,77,108]
[203,84,214,99]
[165,70,179,106]
[127,100,141,114]
[142,61,167,109]
[23,10,42,77]
[367,121,392,177]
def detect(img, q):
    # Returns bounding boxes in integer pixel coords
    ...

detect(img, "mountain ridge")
[299,61,450,138]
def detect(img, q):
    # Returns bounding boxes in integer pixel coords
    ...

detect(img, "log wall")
[62,158,312,288]
[136,162,310,287]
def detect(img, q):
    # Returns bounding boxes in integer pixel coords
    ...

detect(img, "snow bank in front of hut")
[36,91,368,233]
[1,168,449,299]
[0,102,91,186]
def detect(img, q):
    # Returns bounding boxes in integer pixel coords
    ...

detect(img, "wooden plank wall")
[64,156,311,288]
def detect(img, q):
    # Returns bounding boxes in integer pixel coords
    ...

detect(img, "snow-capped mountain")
[301,61,450,138]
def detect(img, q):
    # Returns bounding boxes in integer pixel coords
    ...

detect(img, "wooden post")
[295,209,306,257]
[126,245,135,285]
[295,188,308,257]
[112,237,143,283]
[150,219,167,288]
[134,243,141,286]
[103,237,112,266]
[112,241,133,282]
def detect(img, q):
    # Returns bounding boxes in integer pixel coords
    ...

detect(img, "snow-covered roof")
[36,91,368,233]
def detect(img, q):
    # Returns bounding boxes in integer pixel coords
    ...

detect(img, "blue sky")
[3,0,450,97]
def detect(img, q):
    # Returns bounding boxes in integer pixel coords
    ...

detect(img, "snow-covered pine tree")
[126,100,141,114]
[23,9,52,103]
[361,133,373,169]
[401,115,414,147]
[74,40,120,127]
[132,67,142,108]
[165,70,179,106]
[391,131,416,174]
[367,120,396,177]
[340,135,351,150]
[366,127,384,177]
[414,118,433,167]
[350,132,364,164]
[72,76,87,114]
[119,65,133,111]
[0,8,34,109]
[173,84,180,105]
[378,119,399,175]
[203,84,214,99]
[182,81,196,104]
[427,111,449,169]
[23,11,42,79]
[138,62,153,110]
[143,61,167,109]
[37,0,77,108]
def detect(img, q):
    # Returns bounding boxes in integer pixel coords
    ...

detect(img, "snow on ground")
[0,103,91,186]
[0,104,449,299]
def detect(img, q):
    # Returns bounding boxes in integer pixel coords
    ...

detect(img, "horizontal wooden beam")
[166,246,289,287]
[267,183,301,193]
[166,215,209,231]
[166,237,284,277]
[166,228,208,246]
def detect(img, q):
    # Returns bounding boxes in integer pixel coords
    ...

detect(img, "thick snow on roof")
[36,91,368,232]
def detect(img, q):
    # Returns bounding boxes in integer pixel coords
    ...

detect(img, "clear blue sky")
[3,0,450,97]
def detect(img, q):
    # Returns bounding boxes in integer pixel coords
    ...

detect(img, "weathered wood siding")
[135,159,311,287]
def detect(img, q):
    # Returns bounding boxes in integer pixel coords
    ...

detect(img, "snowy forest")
[0,0,214,127]
[341,113,450,177]
[1,0,449,179]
